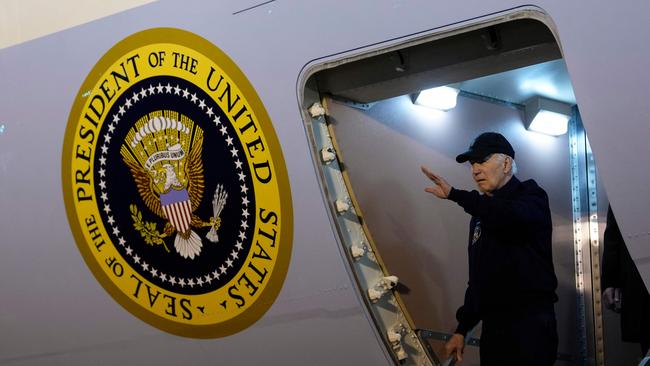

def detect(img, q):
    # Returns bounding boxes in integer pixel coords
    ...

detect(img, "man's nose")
[471,163,480,174]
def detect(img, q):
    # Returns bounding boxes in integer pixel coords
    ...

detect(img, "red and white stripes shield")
[160,189,192,233]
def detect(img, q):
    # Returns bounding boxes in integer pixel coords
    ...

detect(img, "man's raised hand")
[421,165,451,199]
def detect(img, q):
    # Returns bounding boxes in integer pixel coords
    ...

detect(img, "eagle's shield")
[161,188,193,234]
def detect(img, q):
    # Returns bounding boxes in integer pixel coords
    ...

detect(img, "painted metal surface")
[0,0,648,365]
[459,59,576,105]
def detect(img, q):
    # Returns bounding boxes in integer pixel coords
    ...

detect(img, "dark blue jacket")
[448,176,558,336]
[601,206,650,344]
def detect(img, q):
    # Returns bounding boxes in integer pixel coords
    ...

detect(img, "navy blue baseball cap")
[456,132,515,163]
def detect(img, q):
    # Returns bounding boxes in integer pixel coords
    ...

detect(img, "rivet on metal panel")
[308,102,326,117]
[395,345,408,363]
[368,275,398,303]
[335,199,350,213]
[387,324,408,363]
[387,327,402,344]
[321,147,336,163]
[350,243,366,260]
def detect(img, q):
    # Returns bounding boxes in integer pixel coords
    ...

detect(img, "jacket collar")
[492,175,520,198]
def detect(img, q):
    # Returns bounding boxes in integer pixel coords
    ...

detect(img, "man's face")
[470,154,510,194]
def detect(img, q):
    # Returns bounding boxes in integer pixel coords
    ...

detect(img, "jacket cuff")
[448,187,460,201]
[454,323,469,337]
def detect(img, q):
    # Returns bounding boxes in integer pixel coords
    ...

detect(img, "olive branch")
[130,204,170,253]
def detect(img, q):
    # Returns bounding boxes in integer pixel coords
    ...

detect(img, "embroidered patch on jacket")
[472,220,482,245]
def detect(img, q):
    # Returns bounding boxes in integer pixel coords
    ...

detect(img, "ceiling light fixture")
[412,86,459,111]
[524,96,572,136]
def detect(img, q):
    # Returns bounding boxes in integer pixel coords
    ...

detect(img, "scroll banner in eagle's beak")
[144,144,185,170]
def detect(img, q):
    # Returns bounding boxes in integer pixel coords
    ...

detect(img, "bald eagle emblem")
[120,114,227,260]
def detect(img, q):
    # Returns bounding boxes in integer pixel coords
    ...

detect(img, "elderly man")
[421,132,558,365]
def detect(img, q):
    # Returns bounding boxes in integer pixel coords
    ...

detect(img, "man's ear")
[503,156,512,174]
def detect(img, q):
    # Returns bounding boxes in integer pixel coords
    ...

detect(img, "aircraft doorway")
[301,11,639,366]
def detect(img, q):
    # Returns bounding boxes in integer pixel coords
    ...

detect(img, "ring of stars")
[97,80,253,290]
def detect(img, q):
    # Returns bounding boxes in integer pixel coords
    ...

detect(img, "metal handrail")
[416,328,479,366]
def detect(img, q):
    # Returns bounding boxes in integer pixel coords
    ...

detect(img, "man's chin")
[476,184,493,195]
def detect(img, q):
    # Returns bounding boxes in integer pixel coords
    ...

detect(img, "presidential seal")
[62,28,293,338]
